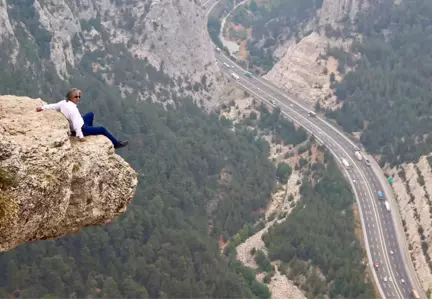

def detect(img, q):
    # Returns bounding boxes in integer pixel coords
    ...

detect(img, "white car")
[290,104,294,108]
[390,250,394,255]
[384,276,388,282]
[352,179,356,184]
[401,279,405,284]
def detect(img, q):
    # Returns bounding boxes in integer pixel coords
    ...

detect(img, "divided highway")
[201,1,424,298]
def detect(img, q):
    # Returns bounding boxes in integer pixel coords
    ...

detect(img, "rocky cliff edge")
[0,95,137,252]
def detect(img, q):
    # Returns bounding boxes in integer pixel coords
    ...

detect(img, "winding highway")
[201,0,425,298]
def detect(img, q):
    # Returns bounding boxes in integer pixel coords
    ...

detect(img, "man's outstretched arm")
[36,101,62,112]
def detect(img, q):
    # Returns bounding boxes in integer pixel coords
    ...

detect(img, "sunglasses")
[74,96,81,99]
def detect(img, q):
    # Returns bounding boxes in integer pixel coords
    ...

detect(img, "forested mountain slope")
[326,0,432,165]
[215,0,431,165]
[214,93,373,299]
[263,155,374,299]
[335,0,432,283]
[308,0,432,292]
[0,98,276,298]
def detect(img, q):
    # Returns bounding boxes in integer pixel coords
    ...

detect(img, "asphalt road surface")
[200,1,425,298]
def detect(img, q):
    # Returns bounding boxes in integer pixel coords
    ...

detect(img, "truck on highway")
[245,71,253,78]
[342,158,350,168]
[355,151,363,161]
[308,111,316,117]
[411,289,420,299]
[384,201,390,211]
[378,191,384,200]
[231,73,240,81]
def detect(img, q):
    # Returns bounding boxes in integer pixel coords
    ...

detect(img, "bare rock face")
[0,95,137,252]
[318,0,369,26]
[264,31,350,108]
[0,0,221,109]
[264,0,373,109]
[385,156,432,292]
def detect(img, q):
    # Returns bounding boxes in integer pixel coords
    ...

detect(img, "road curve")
[201,1,425,298]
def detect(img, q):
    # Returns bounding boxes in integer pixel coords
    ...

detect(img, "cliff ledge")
[0,95,137,252]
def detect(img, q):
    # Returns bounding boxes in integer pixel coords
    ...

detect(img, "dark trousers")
[81,112,121,147]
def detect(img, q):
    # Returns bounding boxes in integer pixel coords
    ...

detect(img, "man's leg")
[82,125,121,147]
[82,112,94,126]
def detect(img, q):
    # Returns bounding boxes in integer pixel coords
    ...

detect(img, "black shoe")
[115,140,128,149]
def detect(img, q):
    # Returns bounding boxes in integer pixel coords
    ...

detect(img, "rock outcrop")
[0,95,137,252]
[264,31,348,108]
[264,0,370,108]
[318,0,370,26]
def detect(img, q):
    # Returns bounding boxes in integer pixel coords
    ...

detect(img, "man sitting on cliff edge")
[36,88,128,149]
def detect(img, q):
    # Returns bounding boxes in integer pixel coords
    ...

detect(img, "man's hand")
[79,137,87,142]
[36,107,42,112]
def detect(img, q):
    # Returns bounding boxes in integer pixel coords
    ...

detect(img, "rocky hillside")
[318,0,370,26]
[0,0,222,109]
[264,0,368,108]
[385,156,432,294]
[0,95,137,252]
[264,31,349,109]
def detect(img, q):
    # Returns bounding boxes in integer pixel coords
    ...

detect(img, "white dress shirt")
[41,100,85,139]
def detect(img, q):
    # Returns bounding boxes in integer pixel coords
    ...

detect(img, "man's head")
[65,88,82,104]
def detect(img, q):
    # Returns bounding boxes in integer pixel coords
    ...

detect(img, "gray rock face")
[264,0,375,108]
[0,95,137,252]
[0,0,222,109]
[318,0,369,26]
